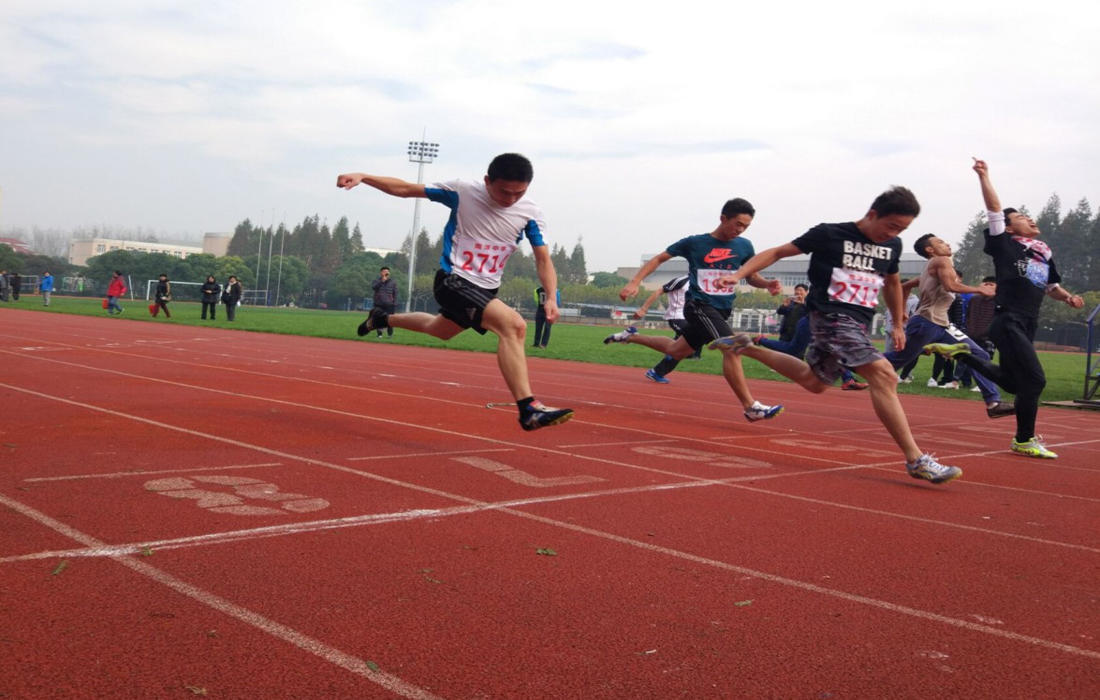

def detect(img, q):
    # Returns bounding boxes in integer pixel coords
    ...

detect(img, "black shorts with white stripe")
[681,300,734,351]
[434,269,499,335]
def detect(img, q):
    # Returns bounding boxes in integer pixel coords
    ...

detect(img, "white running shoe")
[905,454,963,484]
[603,326,638,344]
[744,400,783,422]
[709,334,755,354]
[926,378,938,387]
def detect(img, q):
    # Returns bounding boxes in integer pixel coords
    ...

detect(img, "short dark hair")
[870,186,920,218]
[380,266,390,272]
[487,153,533,183]
[721,198,756,219]
[794,283,808,291]
[913,233,936,259]
[982,275,996,284]
[1003,207,1019,222]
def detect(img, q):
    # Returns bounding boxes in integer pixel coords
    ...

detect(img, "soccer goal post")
[145,279,205,302]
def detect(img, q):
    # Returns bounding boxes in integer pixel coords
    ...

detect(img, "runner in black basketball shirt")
[925,159,1084,458]
[710,186,963,484]
[603,198,784,422]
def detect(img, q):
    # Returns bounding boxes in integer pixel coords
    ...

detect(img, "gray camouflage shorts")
[805,311,883,385]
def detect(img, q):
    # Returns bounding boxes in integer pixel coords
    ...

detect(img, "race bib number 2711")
[827,268,883,309]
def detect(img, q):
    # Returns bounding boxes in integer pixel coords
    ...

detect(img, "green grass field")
[12,295,1095,405]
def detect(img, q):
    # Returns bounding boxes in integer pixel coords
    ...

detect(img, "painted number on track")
[145,475,330,516]
[451,456,605,487]
[631,445,772,470]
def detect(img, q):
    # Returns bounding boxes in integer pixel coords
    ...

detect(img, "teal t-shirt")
[665,233,755,313]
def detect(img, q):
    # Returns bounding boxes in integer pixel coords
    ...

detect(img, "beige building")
[68,234,231,266]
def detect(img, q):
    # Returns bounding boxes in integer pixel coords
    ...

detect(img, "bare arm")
[620,251,672,301]
[1046,284,1085,308]
[746,272,783,296]
[532,245,561,322]
[881,272,906,350]
[336,173,426,198]
[717,243,802,287]
[972,158,1001,213]
[633,288,664,320]
[929,257,994,296]
[900,277,921,293]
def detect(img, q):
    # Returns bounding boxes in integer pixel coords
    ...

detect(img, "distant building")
[0,237,34,255]
[68,234,231,266]
[617,253,928,295]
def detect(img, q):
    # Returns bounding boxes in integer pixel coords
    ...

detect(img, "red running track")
[1,308,1098,698]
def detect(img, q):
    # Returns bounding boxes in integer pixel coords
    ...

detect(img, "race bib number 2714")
[827,268,883,309]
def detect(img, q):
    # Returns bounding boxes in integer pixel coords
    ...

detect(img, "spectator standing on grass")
[9,272,20,301]
[39,271,54,306]
[924,159,1085,459]
[222,275,242,322]
[151,273,172,318]
[603,197,785,423]
[200,275,220,320]
[631,274,701,384]
[776,283,808,342]
[0,271,9,302]
[532,286,560,349]
[710,186,964,485]
[371,266,397,338]
[106,270,127,315]
[339,152,573,432]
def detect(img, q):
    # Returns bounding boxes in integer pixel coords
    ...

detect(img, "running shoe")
[926,378,939,387]
[905,454,963,484]
[709,334,755,354]
[644,369,670,384]
[603,326,637,344]
[1010,436,1058,459]
[985,402,1016,419]
[519,402,574,431]
[898,376,912,384]
[744,400,783,422]
[922,342,971,359]
[938,381,960,390]
[841,378,869,391]
[970,385,981,392]
[357,307,389,337]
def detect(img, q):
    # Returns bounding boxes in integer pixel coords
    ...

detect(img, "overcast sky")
[2,0,1098,272]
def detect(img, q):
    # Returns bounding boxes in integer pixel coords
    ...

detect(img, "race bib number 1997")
[828,268,883,309]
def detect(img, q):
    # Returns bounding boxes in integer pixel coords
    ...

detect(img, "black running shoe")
[357,308,389,337]
[519,404,574,431]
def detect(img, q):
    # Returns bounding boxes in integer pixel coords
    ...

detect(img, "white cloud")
[1,0,1098,271]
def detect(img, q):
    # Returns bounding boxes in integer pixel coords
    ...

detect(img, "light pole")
[405,137,439,312]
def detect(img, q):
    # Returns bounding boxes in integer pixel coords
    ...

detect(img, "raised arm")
[336,173,426,198]
[620,252,672,301]
[972,158,1001,213]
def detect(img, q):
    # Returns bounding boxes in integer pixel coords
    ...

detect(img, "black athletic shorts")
[681,300,733,351]
[434,269,499,335]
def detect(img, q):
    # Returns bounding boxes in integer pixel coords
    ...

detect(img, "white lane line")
[0,491,441,699]
[2,376,1096,551]
[25,463,284,483]
[347,448,514,462]
[0,479,715,563]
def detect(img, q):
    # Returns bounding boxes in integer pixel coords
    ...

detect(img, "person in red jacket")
[106,270,128,315]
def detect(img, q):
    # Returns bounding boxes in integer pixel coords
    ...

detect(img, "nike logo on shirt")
[703,249,737,264]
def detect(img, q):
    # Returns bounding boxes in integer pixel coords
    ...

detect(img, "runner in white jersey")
[631,275,700,383]
[337,153,572,431]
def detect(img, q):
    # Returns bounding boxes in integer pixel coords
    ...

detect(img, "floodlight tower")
[405,137,439,312]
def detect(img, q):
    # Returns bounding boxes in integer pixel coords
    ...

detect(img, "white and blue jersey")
[425,180,548,290]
